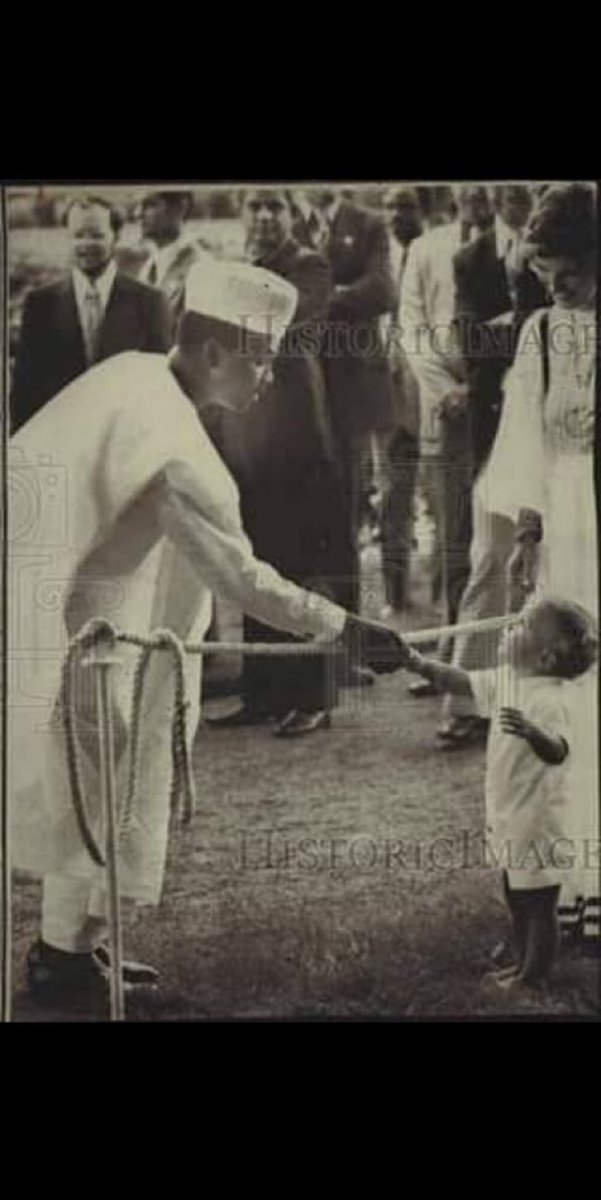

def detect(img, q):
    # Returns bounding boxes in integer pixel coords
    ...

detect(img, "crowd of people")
[7,179,598,1012]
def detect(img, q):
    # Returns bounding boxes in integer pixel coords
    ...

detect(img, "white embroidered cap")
[184,259,298,352]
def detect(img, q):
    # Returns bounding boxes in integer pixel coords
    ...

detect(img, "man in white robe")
[8,259,405,1011]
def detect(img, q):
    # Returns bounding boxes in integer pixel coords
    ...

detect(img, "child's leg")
[519,886,561,986]
[502,872,528,974]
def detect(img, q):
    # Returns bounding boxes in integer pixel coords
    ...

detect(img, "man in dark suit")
[208,188,349,736]
[11,195,172,432]
[437,184,550,747]
[317,189,396,633]
[138,189,210,330]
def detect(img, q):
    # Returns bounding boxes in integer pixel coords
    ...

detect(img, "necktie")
[505,235,521,304]
[82,284,103,365]
[398,245,408,294]
[147,259,158,285]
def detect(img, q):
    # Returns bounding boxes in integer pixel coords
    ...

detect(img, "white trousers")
[42,875,109,953]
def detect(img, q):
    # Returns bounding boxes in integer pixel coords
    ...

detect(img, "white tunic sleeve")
[154,461,347,642]
[478,311,547,521]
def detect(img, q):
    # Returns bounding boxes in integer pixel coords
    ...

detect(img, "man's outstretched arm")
[154,462,406,672]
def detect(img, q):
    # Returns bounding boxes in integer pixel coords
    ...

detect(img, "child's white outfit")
[470,668,571,890]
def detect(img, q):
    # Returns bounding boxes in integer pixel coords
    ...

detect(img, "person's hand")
[439,385,469,420]
[506,537,539,613]
[500,707,536,741]
[341,614,411,674]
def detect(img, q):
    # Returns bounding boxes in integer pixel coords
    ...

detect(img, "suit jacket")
[10,270,172,431]
[321,201,396,435]
[454,229,549,471]
[219,237,334,488]
[212,238,348,581]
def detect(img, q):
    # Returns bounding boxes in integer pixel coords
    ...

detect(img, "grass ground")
[10,549,600,1022]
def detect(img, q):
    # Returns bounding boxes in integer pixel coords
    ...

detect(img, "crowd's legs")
[371,427,419,613]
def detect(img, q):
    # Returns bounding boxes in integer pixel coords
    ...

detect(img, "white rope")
[116,611,520,656]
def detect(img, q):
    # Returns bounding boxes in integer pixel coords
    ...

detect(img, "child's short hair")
[541,598,598,679]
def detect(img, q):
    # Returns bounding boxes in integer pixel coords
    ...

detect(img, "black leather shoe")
[205,706,274,728]
[407,679,438,698]
[27,940,160,1012]
[93,944,160,984]
[274,710,331,738]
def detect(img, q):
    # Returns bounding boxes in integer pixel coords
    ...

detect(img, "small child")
[397,597,598,997]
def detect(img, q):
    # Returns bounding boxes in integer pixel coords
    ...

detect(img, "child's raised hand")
[500,706,535,741]
[500,706,568,765]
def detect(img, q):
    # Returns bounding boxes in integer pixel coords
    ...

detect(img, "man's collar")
[72,258,117,302]
[149,231,193,272]
[293,194,313,224]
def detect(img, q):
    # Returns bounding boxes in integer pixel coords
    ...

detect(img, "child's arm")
[401,646,474,697]
[500,707,569,765]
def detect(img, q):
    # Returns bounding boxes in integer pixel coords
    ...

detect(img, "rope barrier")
[60,610,520,870]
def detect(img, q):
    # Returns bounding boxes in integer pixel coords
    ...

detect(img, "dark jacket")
[219,237,335,491]
[321,201,396,435]
[11,270,172,431]
[215,237,348,587]
[454,229,549,471]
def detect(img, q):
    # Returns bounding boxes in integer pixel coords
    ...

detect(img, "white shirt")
[72,259,117,332]
[493,213,516,262]
[324,196,342,227]
[142,233,200,288]
[471,667,571,888]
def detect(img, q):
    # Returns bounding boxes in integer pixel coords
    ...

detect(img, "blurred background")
[6,182,494,369]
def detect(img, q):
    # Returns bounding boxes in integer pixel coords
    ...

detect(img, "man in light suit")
[399,185,493,693]
[11,195,172,432]
[138,190,210,329]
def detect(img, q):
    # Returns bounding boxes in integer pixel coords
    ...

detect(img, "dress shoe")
[205,705,274,729]
[437,716,490,749]
[93,943,160,984]
[407,679,438,698]
[274,709,331,738]
[26,939,160,1011]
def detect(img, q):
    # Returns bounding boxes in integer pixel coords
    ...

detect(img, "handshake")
[340,614,416,674]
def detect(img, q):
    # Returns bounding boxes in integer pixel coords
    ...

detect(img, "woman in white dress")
[481,182,598,944]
